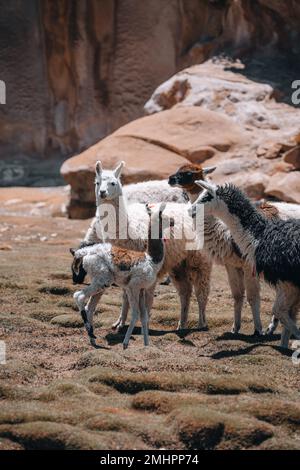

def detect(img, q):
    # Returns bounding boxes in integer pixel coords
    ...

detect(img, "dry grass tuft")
[169,406,225,449]
[169,405,274,450]
[0,422,107,450]
[50,314,83,328]
[76,350,126,370]
[87,369,184,394]
[84,368,275,396]
[38,286,71,296]
[131,390,209,414]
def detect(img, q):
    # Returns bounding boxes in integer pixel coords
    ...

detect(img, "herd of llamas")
[70,161,300,351]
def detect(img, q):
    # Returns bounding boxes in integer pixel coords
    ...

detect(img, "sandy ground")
[0,192,300,450]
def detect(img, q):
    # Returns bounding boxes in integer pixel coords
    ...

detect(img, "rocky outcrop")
[61,117,190,218]
[145,59,300,204]
[61,106,249,218]
[61,105,255,218]
[284,145,300,170]
[1,0,300,186]
[265,172,300,204]
[62,57,300,217]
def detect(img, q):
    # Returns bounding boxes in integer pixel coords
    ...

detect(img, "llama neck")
[189,190,240,260]
[203,215,242,260]
[147,219,164,265]
[97,193,129,240]
[185,188,201,204]
[213,188,267,262]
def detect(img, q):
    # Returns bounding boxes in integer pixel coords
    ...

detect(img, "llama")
[169,163,262,335]
[73,203,167,348]
[72,176,186,284]
[190,180,300,348]
[169,163,300,336]
[78,161,212,332]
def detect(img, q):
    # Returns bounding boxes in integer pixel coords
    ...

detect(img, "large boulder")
[2,0,300,186]
[62,58,300,217]
[265,172,300,204]
[145,60,300,204]
[61,106,249,218]
[283,146,300,170]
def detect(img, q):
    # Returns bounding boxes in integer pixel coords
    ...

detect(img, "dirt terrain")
[0,197,300,450]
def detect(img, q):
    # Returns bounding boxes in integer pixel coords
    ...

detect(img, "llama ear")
[145,203,152,217]
[95,161,102,176]
[203,166,216,176]
[195,180,216,195]
[114,161,125,179]
[70,248,75,256]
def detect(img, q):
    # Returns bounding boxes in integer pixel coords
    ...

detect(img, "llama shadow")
[178,338,196,347]
[216,331,281,344]
[105,326,203,346]
[211,343,294,360]
[90,341,111,350]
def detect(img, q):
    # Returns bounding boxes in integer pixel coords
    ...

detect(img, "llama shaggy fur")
[169,163,300,336]
[190,180,300,348]
[169,163,262,334]
[73,203,167,348]
[79,161,212,331]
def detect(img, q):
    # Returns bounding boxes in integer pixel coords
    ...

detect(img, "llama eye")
[111,182,116,186]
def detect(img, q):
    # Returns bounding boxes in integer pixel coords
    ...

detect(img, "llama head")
[168,163,216,194]
[188,179,219,218]
[95,160,125,204]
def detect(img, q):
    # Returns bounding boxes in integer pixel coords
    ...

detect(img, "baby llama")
[72,203,167,349]
[190,180,300,348]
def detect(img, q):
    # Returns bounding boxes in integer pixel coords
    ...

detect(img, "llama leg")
[225,265,245,334]
[244,267,263,335]
[84,292,103,341]
[282,299,300,348]
[265,316,279,335]
[279,295,298,348]
[272,285,300,348]
[141,284,155,335]
[144,282,156,321]
[74,281,106,345]
[280,326,291,349]
[193,271,210,330]
[139,289,147,335]
[140,289,149,346]
[123,290,140,349]
[169,271,192,330]
[112,290,129,330]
